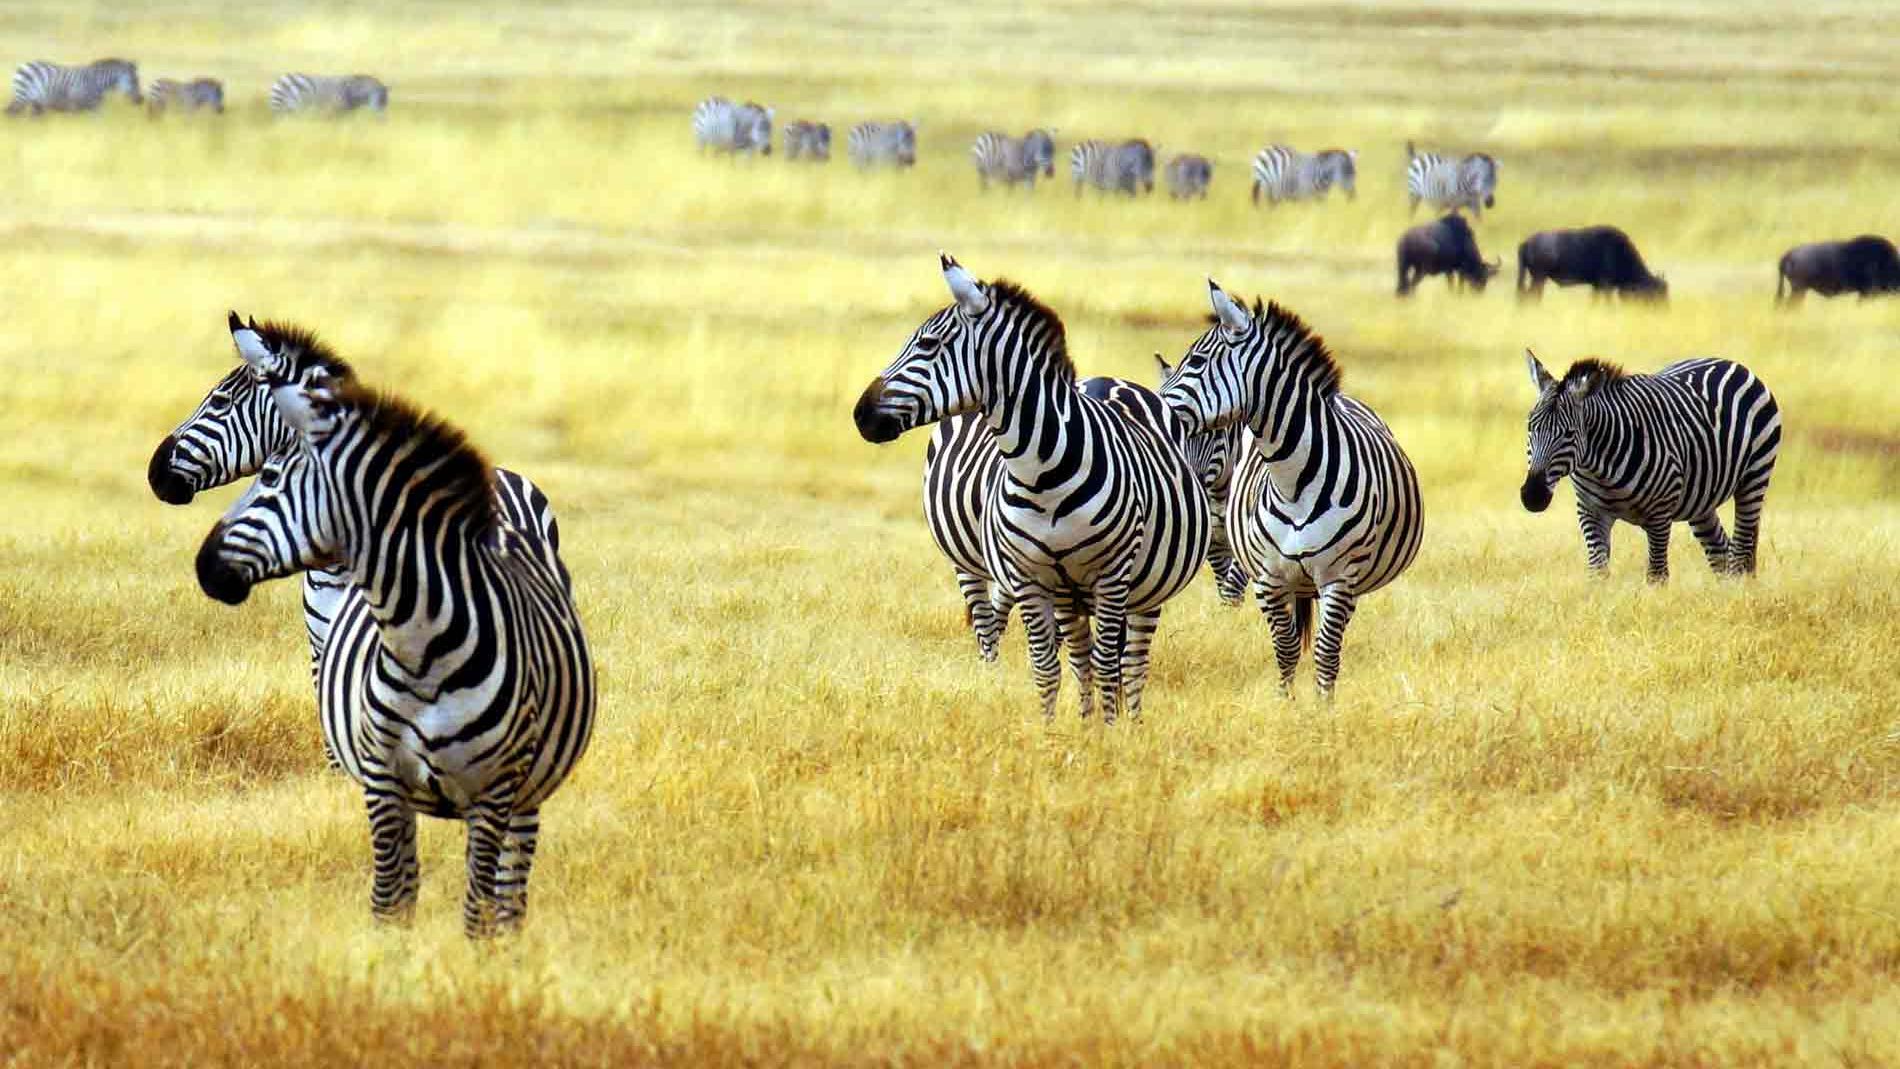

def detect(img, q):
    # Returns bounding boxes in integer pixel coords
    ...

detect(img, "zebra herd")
[856,255,1781,719]
[7,57,388,115]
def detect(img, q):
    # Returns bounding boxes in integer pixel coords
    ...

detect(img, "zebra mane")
[335,380,498,533]
[1259,300,1342,396]
[986,279,1075,379]
[248,319,357,380]
[1561,358,1624,395]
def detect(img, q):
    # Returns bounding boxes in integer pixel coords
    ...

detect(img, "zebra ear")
[942,253,989,316]
[1208,279,1250,334]
[1153,352,1172,382]
[273,376,344,439]
[1525,349,1555,393]
[231,312,279,374]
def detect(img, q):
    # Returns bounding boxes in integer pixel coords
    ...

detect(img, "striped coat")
[269,73,388,114]
[7,59,140,115]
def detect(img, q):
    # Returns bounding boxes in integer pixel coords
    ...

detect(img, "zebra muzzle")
[852,380,905,444]
[195,527,254,605]
[1520,475,1553,513]
[147,435,196,505]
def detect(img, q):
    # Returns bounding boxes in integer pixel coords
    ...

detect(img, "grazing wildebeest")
[1164,153,1212,199]
[1776,236,1900,304]
[1396,214,1499,296]
[1517,226,1668,302]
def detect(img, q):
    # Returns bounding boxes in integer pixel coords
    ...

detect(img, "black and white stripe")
[269,73,388,114]
[146,77,223,114]
[1070,138,1156,197]
[7,59,140,115]
[693,96,773,156]
[1405,141,1497,216]
[782,119,830,161]
[197,315,594,939]
[923,413,1009,659]
[1164,153,1213,200]
[848,120,917,169]
[1520,352,1781,582]
[855,256,1208,722]
[1162,285,1424,697]
[1155,355,1248,606]
[970,131,1030,190]
[1250,145,1357,206]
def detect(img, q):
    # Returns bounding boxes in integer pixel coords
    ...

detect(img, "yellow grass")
[3,0,1899,1064]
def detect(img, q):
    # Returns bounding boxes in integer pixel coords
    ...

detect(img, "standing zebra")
[7,59,140,115]
[269,74,388,114]
[848,120,917,168]
[148,316,569,764]
[1022,129,1056,181]
[1162,283,1424,697]
[1070,139,1156,197]
[1250,145,1357,206]
[782,120,830,161]
[1155,354,1248,606]
[1405,141,1498,216]
[1164,154,1213,200]
[854,255,1208,722]
[197,317,595,938]
[146,77,223,114]
[1521,351,1781,582]
[693,96,773,156]
[970,131,1031,190]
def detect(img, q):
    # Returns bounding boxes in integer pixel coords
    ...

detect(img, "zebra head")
[1160,280,1268,436]
[148,312,355,505]
[853,254,1001,444]
[1154,352,1230,500]
[1521,348,1601,512]
[1157,352,1247,606]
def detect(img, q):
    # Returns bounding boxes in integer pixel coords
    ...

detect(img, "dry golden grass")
[3,0,1899,1064]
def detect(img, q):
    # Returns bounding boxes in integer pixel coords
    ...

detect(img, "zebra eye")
[207,392,231,413]
[259,465,282,489]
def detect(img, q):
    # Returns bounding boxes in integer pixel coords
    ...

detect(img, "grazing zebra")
[1155,354,1248,606]
[1405,141,1498,216]
[146,77,223,115]
[970,131,1031,190]
[197,316,595,938]
[693,96,773,156]
[7,59,140,115]
[1520,351,1781,582]
[854,255,1208,722]
[848,120,917,169]
[1162,284,1424,697]
[1164,153,1213,200]
[783,119,830,161]
[268,74,389,114]
[1070,138,1156,197]
[148,316,569,766]
[1250,145,1357,206]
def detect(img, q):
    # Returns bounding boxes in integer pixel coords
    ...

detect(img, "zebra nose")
[148,435,196,505]
[852,380,904,444]
[1520,475,1552,513]
[194,526,253,605]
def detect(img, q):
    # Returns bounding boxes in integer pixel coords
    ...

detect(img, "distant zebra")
[970,131,1031,190]
[1164,153,1213,200]
[1155,354,1248,605]
[848,120,917,169]
[269,74,388,114]
[7,59,140,115]
[693,96,772,156]
[1022,129,1056,180]
[1162,284,1424,697]
[783,119,830,161]
[198,316,595,939]
[1521,352,1781,582]
[146,77,223,115]
[1405,141,1498,216]
[148,315,569,766]
[854,255,1208,722]
[1250,145,1357,206]
[1070,138,1155,197]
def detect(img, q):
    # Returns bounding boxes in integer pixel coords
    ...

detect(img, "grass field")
[3,0,1900,1064]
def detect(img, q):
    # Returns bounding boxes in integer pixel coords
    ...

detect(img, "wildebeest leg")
[1578,505,1613,575]
[1642,518,1673,585]
[1689,511,1732,574]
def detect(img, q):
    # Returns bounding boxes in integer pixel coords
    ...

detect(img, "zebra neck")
[981,360,1085,493]
[346,504,501,691]
[1247,386,1334,502]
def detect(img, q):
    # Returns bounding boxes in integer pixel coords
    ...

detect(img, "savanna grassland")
[3,0,1899,1064]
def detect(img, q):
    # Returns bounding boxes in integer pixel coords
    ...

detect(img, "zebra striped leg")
[1120,611,1160,721]
[1258,583,1303,693]
[364,788,419,925]
[1642,519,1673,584]
[463,801,514,939]
[494,807,541,932]
[1311,585,1359,699]
[1577,505,1614,574]
[1208,517,1243,607]
[957,570,1003,662]
[1728,484,1769,576]
[1091,574,1132,725]
[1056,604,1095,722]
[1689,512,1733,575]
[1019,593,1063,721]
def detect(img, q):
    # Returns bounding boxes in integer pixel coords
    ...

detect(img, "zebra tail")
[1294,595,1315,657]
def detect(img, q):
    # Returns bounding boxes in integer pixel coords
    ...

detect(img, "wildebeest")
[1776,236,1900,304]
[1396,214,1499,296]
[1517,226,1667,302]
[1164,153,1212,199]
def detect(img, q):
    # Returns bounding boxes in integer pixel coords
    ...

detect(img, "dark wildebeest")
[1776,236,1900,304]
[1517,226,1667,302]
[1397,213,1499,296]
[1164,153,1212,200]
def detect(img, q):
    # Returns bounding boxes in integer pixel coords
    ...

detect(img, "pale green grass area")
[3,1,1900,1065]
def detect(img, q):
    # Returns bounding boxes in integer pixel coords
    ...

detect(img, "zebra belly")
[1232,492,1412,597]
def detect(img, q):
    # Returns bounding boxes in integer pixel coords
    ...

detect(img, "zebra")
[970,131,1033,190]
[854,255,1209,722]
[1520,351,1781,582]
[146,77,223,115]
[1250,145,1357,206]
[848,120,917,169]
[1405,141,1498,216]
[1154,354,1248,606]
[1161,283,1424,697]
[148,315,569,765]
[693,96,773,156]
[1164,153,1213,200]
[268,74,389,114]
[7,59,140,115]
[1021,129,1056,181]
[1070,138,1156,197]
[196,317,595,939]
[783,119,830,161]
